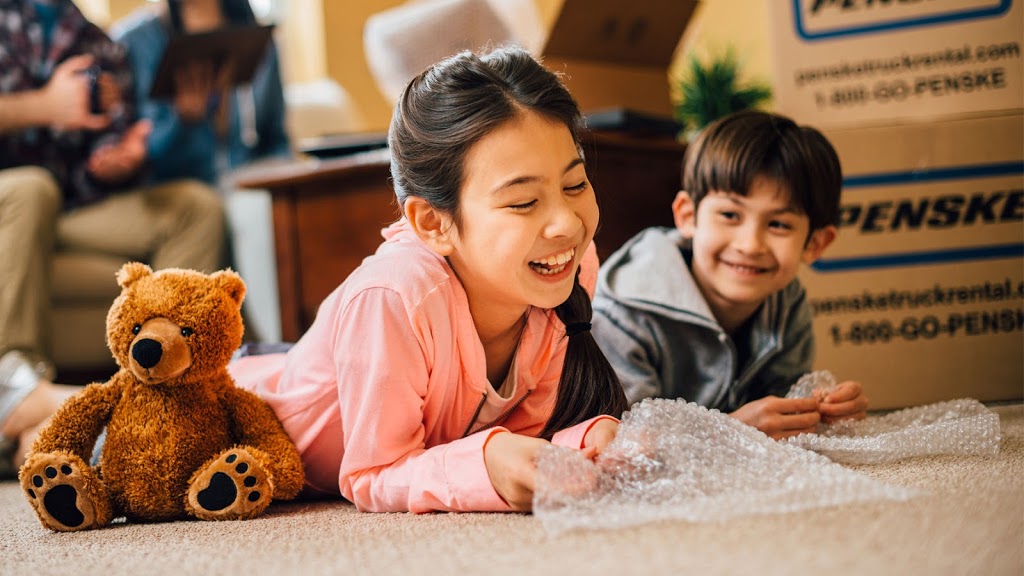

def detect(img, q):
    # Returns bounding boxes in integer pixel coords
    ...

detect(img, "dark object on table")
[585,108,682,137]
[299,131,390,159]
[149,24,274,99]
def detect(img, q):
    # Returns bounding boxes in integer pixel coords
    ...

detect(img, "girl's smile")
[529,247,576,277]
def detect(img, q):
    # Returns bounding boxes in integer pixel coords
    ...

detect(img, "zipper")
[461,389,533,437]
[461,391,488,438]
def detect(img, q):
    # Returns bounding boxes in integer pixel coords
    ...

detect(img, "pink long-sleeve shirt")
[230,220,610,512]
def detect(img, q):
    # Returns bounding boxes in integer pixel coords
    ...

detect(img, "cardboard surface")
[542,0,697,117]
[801,113,1024,409]
[767,0,1023,128]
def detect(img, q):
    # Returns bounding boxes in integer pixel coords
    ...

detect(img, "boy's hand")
[483,431,549,512]
[730,396,820,440]
[582,418,618,458]
[818,380,869,424]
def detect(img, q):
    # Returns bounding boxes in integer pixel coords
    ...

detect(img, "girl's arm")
[333,288,510,513]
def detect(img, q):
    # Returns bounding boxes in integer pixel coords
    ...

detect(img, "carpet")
[2,404,1021,576]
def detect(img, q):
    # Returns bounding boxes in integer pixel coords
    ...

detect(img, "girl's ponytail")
[540,273,628,439]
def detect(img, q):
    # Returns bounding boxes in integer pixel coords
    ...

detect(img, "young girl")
[229,46,627,512]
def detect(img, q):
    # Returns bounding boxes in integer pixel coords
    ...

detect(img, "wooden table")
[237,132,684,341]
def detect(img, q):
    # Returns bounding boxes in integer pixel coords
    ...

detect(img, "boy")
[592,110,868,439]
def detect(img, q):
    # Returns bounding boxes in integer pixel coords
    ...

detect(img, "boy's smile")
[674,174,834,333]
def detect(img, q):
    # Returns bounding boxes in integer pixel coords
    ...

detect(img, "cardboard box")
[800,113,1024,409]
[768,0,1023,128]
[542,0,697,118]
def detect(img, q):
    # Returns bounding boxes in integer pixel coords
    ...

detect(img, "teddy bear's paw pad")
[189,451,272,520]
[20,456,103,531]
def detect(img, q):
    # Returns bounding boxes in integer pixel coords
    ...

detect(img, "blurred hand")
[87,119,151,184]
[818,380,869,424]
[582,418,618,458]
[173,60,217,122]
[730,396,821,440]
[43,55,110,131]
[483,431,549,511]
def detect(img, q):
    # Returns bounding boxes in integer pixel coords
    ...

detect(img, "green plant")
[673,50,772,140]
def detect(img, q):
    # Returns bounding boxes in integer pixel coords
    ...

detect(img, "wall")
[77,0,775,132]
[320,0,404,132]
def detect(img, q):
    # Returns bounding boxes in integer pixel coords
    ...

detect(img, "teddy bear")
[19,263,305,531]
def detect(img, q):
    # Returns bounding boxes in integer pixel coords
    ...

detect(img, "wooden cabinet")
[237,132,684,341]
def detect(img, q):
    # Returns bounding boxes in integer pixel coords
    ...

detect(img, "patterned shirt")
[0,0,138,209]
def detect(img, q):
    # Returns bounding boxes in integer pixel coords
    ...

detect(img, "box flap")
[543,0,697,69]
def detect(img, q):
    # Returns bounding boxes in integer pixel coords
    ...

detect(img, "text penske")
[811,279,1024,316]
[809,0,940,16]
[828,308,1024,346]
[794,42,1019,87]
[815,67,1008,108]
[839,189,1022,233]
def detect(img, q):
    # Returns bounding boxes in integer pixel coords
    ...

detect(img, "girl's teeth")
[534,248,574,267]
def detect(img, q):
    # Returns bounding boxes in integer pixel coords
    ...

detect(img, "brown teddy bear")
[19,263,305,531]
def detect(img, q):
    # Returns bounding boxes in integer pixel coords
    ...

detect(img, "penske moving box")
[804,114,1023,409]
[542,0,697,118]
[768,1,1024,408]
[768,0,1022,128]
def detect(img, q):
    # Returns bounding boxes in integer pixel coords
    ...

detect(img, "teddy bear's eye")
[132,324,141,335]
[181,327,194,337]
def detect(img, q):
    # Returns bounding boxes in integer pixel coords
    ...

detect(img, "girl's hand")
[173,61,216,122]
[818,380,869,423]
[729,396,821,440]
[582,418,618,457]
[483,431,549,511]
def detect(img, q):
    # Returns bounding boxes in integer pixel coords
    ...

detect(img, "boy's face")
[673,174,835,331]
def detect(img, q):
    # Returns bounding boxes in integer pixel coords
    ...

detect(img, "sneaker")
[0,351,52,480]
[0,350,50,439]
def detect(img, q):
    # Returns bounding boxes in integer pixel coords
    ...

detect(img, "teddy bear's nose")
[132,338,163,369]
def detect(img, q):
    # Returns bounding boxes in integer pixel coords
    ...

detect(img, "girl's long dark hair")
[389,47,627,439]
[540,270,627,439]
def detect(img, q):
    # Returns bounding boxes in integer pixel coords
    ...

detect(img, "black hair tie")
[565,322,592,337]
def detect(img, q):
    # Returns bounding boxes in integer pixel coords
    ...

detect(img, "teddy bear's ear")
[212,269,247,307]
[117,262,153,288]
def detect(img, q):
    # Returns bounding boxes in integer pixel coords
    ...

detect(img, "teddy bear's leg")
[185,447,273,521]
[19,451,113,532]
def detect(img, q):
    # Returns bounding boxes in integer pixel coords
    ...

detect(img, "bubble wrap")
[785,370,840,401]
[534,399,916,535]
[784,371,1001,464]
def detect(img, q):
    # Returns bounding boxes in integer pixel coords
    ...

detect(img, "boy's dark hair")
[682,110,842,231]
[389,47,627,438]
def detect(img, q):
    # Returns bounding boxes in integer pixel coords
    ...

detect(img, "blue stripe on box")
[793,0,1012,41]
[811,243,1024,272]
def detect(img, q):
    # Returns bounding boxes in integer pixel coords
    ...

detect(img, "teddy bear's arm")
[222,386,305,500]
[31,378,124,460]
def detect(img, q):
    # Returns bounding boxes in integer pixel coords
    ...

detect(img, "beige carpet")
[2,404,1021,576]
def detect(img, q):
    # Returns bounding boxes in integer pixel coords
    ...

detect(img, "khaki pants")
[0,166,225,362]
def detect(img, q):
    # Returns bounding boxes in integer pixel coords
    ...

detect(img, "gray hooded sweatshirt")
[592,227,814,412]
